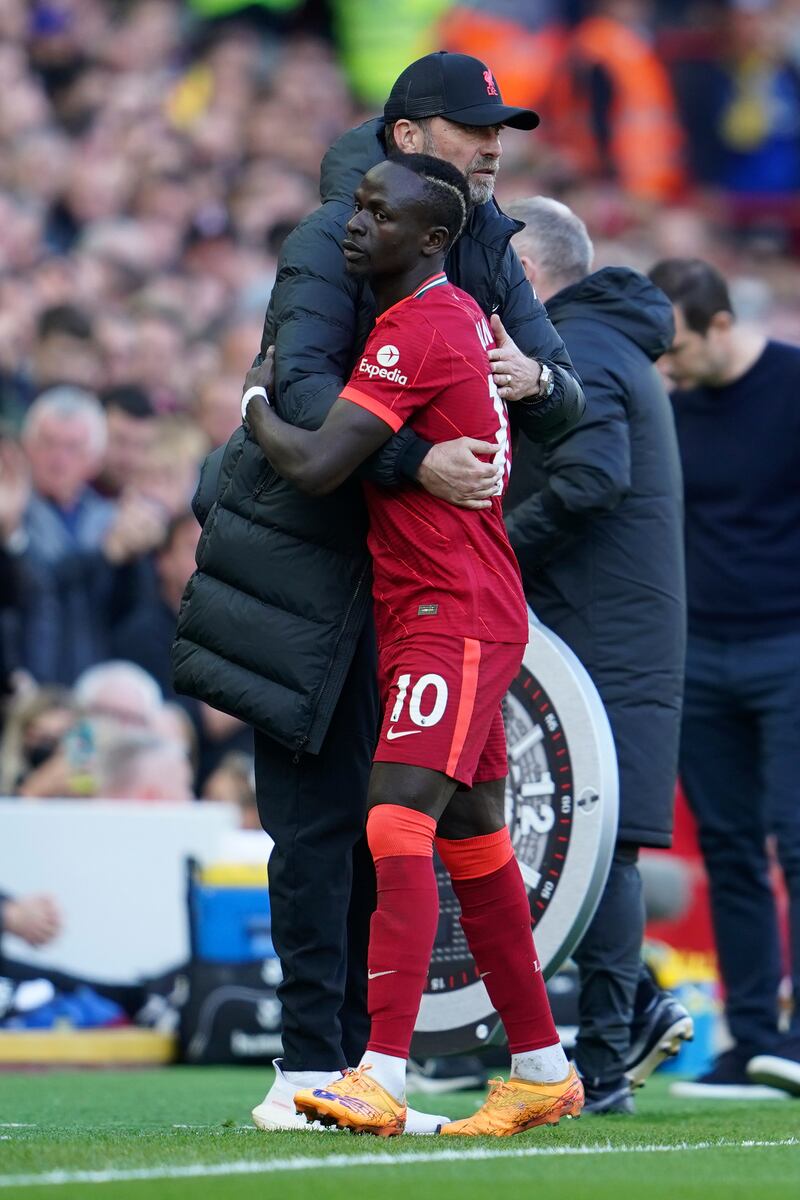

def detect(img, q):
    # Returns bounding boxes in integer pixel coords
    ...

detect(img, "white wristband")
[242,385,269,422]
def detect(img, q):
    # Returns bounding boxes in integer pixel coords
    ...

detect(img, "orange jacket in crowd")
[439,8,687,203]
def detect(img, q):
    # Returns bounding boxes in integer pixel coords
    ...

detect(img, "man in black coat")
[173,54,584,1131]
[504,198,689,1113]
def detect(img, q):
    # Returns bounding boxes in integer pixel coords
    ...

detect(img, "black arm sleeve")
[192,447,225,527]
[358,426,433,486]
[505,340,631,574]
[264,217,361,432]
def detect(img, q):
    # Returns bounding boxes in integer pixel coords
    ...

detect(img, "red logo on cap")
[483,69,498,97]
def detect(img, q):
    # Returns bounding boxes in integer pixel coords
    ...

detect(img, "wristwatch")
[537,363,555,399]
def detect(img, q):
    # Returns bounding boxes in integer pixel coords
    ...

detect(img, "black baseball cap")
[384,51,539,131]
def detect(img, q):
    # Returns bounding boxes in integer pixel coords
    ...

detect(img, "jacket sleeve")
[192,447,225,527]
[263,213,430,486]
[264,216,361,432]
[499,248,586,443]
[505,337,631,574]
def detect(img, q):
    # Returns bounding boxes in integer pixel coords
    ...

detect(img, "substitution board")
[412,611,619,1057]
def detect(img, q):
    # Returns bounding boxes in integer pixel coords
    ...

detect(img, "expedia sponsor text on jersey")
[358,357,408,384]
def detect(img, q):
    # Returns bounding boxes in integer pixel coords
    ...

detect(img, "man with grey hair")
[506,198,595,291]
[96,731,193,803]
[503,196,690,1112]
[74,660,164,729]
[23,386,109,500]
[3,389,164,682]
[11,387,116,683]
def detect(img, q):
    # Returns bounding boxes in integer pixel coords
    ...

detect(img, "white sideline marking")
[1,1124,258,1134]
[0,1137,797,1188]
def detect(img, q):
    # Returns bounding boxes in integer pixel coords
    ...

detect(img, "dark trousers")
[254,624,379,1072]
[679,630,800,1053]
[572,842,645,1087]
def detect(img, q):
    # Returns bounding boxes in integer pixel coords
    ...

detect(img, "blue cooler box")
[190,863,276,963]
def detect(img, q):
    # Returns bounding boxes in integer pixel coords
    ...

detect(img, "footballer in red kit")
[341,271,527,785]
[244,152,581,1137]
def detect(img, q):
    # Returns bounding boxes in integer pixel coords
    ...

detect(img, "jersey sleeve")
[340,310,444,432]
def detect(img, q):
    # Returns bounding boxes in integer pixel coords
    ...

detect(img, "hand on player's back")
[417,437,502,510]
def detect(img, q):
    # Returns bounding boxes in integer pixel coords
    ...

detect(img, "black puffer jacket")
[172,120,584,755]
[505,268,685,847]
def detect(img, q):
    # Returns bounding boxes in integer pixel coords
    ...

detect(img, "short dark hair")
[100,384,155,420]
[389,152,471,250]
[648,258,733,334]
[37,304,93,341]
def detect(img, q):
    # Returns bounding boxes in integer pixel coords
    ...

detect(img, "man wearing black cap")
[173,51,585,1133]
[383,54,540,200]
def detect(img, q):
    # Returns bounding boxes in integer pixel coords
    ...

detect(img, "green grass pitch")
[0,1067,797,1200]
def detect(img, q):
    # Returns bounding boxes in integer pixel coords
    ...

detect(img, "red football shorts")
[374,634,525,787]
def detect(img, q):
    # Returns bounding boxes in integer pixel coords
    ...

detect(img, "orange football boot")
[294,1064,407,1137]
[440,1065,584,1137]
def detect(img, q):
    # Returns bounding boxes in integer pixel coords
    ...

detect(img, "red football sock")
[436,829,558,1053]
[365,804,439,1060]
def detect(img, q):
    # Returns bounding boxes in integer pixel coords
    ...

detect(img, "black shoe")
[582,1078,635,1115]
[407,1056,488,1095]
[747,1035,800,1097]
[625,988,694,1088]
[669,1046,789,1100]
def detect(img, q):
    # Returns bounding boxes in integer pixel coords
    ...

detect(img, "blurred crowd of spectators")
[0,0,360,809]
[0,0,798,808]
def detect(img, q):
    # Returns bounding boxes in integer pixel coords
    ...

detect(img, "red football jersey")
[340,272,528,647]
